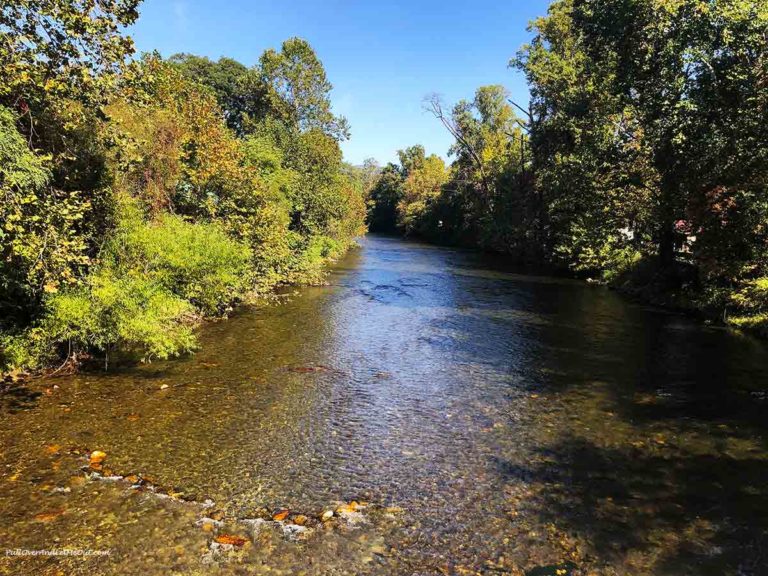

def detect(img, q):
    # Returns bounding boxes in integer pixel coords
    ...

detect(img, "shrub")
[1,271,196,370]
[0,104,94,326]
[45,271,197,363]
[728,277,768,334]
[106,203,253,315]
[1,197,254,370]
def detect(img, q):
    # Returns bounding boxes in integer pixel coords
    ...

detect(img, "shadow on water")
[0,380,41,414]
[495,434,768,576]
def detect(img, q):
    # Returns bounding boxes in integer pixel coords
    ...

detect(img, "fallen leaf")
[45,444,61,455]
[214,534,247,547]
[292,514,308,526]
[126,414,140,422]
[34,509,65,522]
[89,450,107,466]
[272,509,290,522]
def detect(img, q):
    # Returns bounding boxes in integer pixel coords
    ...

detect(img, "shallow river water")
[2,235,768,576]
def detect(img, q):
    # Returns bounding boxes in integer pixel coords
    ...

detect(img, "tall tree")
[258,37,349,141]
[168,54,252,134]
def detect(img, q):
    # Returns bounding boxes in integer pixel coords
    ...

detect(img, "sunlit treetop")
[0,0,141,107]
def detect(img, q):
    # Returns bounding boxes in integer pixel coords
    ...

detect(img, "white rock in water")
[195,517,224,528]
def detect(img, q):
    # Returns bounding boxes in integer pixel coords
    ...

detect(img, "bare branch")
[507,98,532,123]
[423,93,494,199]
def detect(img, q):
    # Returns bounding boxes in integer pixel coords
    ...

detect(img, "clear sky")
[128,0,552,166]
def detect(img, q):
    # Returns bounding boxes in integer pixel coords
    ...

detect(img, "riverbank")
[1,39,369,381]
[0,237,362,380]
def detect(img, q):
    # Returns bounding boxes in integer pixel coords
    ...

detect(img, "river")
[1,234,767,575]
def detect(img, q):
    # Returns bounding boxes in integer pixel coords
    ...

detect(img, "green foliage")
[0,105,93,326]
[398,154,448,235]
[0,0,140,110]
[365,0,767,332]
[4,197,252,369]
[729,278,768,335]
[0,16,366,372]
[369,87,532,252]
[367,164,404,233]
[106,200,253,316]
[514,0,768,318]
[730,278,768,315]
[43,271,196,364]
[258,38,350,141]
[168,53,251,134]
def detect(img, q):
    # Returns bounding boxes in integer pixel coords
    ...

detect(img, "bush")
[47,271,197,363]
[728,277,768,334]
[1,198,254,370]
[286,234,344,284]
[1,272,196,370]
[107,203,253,315]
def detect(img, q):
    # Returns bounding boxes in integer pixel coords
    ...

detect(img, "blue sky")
[128,0,551,165]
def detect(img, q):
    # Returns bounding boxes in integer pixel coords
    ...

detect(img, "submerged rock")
[525,561,577,576]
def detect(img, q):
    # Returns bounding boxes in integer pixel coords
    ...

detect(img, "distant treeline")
[0,2,369,371]
[368,0,768,332]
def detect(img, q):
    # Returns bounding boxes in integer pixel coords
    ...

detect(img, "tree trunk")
[658,222,676,269]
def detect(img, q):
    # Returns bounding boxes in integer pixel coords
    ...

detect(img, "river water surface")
[2,235,768,575]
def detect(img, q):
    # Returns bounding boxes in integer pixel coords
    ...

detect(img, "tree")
[258,37,349,141]
[397,153,448,236]
[368,164,404,233]
[168,53,252,134]
[0,0,140,112]
[425,86,535,252]
[397,145,426,177]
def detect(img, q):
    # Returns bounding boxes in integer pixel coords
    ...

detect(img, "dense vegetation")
[0,1,366,372]
[369,0,768,333]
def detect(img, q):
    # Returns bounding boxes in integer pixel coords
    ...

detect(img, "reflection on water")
[1,235,767,575]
